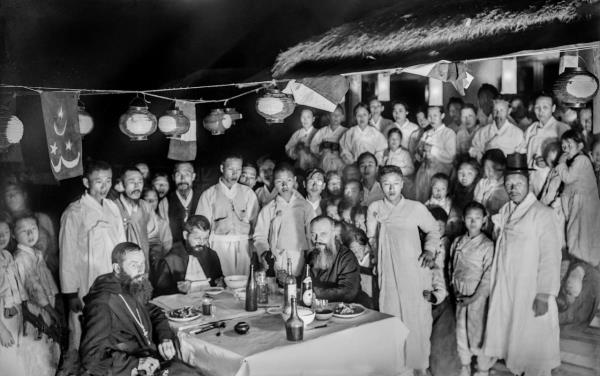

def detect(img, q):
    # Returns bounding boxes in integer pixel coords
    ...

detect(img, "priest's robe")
[253,191,315,276]
[485,193,561,376]
[59,193,126,351]
[195,181,259,276]
[367,197,444,370]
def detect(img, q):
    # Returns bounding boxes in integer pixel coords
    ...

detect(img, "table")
[151,291,410,376]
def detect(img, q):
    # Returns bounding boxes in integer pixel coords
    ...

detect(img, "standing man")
[195,154,259,276]
[484,153,562,376]
[159,162,201,244]
[113,166,153,269]
[470,98,524,161]
[368,98,394,133]
[519,93,570,166]
[59,160,126,373]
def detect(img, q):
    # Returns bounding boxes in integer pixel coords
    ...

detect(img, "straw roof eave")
[272,0,600,78]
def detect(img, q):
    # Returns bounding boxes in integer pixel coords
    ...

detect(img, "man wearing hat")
[483,153,562,376]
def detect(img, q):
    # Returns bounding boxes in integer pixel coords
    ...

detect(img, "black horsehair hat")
[504,153,534,176]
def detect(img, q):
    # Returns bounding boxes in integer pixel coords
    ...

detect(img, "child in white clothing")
[425,173,452,215]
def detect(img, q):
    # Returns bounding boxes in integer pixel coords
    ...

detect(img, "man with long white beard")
[306,215,369,306]
[80,242,200,376]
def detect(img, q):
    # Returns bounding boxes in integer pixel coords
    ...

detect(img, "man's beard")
[118,272,154,305]
[311,243,338,271]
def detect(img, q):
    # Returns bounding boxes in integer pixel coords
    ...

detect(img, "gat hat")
[505,153,534,176]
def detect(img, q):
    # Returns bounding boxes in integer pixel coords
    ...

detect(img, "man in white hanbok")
[254,164,315,276]
[59,160,126,371]
[484,153,561,376]
[196,155,259,276]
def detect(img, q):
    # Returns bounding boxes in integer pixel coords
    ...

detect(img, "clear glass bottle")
[283,258,296,312]
[285,297,304,341]
[245,264,258,312]
[301,265,313,307]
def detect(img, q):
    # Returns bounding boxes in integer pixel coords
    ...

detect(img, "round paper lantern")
[203,108,242,135]
[119,97,157,141]
[158,108,190,139]
[553,67,599,108]
[256,88,295,124]
[77,102,94,136]
[0,115,24,150]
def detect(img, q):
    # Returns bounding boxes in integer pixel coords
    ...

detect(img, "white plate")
[167,308,203,322]
[332,303,366,319]
[204,287,224,296]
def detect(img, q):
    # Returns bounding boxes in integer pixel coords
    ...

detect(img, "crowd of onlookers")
[0,81,599,376]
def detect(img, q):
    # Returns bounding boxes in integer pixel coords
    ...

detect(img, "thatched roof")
[272,0,600,78]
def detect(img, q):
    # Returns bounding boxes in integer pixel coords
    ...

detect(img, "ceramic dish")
[224,275,247,289]
[204,287,224,296]
[281,306,315,326]
[332,303,366,319]
[167,307,203,322]
[315,309,333,321]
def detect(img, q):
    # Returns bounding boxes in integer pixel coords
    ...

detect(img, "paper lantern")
[119,97,157,141]
[77,102,94,136]
[501,58,517,95]
[427,78,443,106]
[158,108,190,139]
[0,115,24,150]
[553,67,599,108]
[203,108,242,135]
[376,73,391,101]
[256,88,295,124]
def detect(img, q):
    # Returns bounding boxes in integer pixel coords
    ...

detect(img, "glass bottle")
[256,269,268,305]
[301,265,313,307]
[285,297,304,341]
[245,264,258,311]
[283,258,296,312]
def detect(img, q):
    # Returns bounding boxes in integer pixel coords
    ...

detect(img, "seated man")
[305,215,371,307]
[153,215,224,297]
[80,242,199,376]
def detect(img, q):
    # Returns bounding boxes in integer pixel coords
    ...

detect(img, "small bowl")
[225,275,247,289]
[234,321,250,335]
[281,306,315,327]
[315,309,333,321]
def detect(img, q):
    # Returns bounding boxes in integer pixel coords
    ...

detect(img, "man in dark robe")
[153,215,224,297]
[305,215,371,307]
[80,242,199,376]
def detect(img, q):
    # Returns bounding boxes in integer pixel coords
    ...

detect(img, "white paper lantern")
[119,97,157,141]
[77,103,94,136]
[158,108,190,139]
[0,115,24,150]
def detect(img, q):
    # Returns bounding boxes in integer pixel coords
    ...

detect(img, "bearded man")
[80,242,199,376]
[306,215,370,306]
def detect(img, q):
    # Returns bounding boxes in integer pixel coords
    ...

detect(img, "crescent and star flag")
[40,91,83,180]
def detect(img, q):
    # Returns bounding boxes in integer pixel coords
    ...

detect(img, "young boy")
[239,162,258,190]
[425,173,452,215]
[13,214,61,375]
[382,128,415,177]
[449,202,495,376]
[254,163,316,276]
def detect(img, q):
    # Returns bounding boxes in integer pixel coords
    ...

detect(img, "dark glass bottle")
[283,258,296,312]
[245,264,258,312]
[301,265,313,307]
[285,297,304,341]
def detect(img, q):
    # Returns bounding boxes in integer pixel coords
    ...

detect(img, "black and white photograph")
[0,0,599,375]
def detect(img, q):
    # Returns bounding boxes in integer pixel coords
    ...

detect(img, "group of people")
[0,81,599,376]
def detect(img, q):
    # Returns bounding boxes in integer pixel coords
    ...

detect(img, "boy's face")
[327,175,342,196]
[460,108,477,129]
[239,166,257,188]
[220,158,242,185]
[84,169,113,199]
[123,170,144,201]
[344,182,362,205]
[592,143,600,166]
[388,132,402,150]
[392,104,407,123]
[431,179,448,200]
[427,107,444,126]
[464,208,485,235]
[534,97,554,124]
[273,170,295,197]
[4,185,26,213]
[300,110,315,129]
[457,164,477,187]
[359,156,377,179]
[380,173,404,202]
[306,172,325,195]
[326,205,341,221]
[0,222,10,250]
[152,177,170,199]
[369,100,383,117]
[14,218,39,247]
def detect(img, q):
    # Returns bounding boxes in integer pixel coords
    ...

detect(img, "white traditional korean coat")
[485,193,562,376]
[59,193,126,350]
[196,181,259,276]
[367,197,445,370]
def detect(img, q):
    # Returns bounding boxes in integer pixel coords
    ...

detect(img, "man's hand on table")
[158,339,176,360]
[133,357,160,375]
